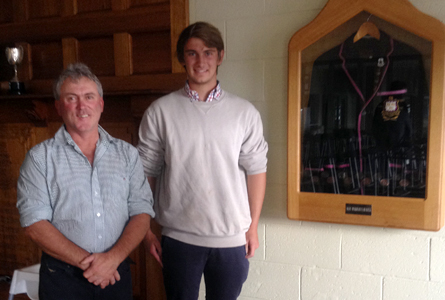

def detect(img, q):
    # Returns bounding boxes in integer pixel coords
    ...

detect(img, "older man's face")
[55,77,104,138]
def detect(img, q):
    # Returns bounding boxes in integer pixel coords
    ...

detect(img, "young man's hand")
[245,226,259,258]
[144,229,163,267]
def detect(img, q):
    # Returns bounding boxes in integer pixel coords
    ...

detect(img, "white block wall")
[188,0,445,299]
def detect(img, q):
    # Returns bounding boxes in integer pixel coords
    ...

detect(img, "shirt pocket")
[102,171,131,213]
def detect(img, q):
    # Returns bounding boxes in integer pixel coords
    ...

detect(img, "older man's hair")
[53,63,103,99]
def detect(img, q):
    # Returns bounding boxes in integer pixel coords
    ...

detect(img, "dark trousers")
[162,236,249,300]
[39,252,133,300]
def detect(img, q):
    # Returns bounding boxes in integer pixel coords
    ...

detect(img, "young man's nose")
[196,54,205,64]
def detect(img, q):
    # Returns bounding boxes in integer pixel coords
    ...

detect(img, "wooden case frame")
[287,0,445,230]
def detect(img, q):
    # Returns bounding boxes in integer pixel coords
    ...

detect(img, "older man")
[17,63,154,300]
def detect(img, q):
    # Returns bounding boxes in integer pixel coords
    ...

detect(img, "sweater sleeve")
[137,104,165,177]
[239,107,268,175]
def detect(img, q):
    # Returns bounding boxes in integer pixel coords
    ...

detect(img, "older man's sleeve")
[17,149,53,227]
[127,146,155,218]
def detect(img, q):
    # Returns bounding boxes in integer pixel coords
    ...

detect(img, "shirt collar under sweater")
[184,80,222,102]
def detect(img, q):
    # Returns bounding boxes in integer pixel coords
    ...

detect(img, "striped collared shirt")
[17,125,155,253]
[184,80,222,102]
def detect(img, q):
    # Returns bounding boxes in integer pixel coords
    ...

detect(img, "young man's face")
[182,37,224,92]
[55,76,104,137]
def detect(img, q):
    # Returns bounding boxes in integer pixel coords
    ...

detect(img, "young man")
[17,63,155,300]
[138,22,268,299]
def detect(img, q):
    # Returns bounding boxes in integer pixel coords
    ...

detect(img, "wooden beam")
[112,0,130,11]
[0,4,170,43]
[12,0,27,22]
[15,42,32,82]
[61,0,77,16]
[170,0,189,73]
[62,38,79,68]
[27,73,187,95]
[114,33,133,76]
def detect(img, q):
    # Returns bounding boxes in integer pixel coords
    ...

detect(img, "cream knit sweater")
[138,88,268,248]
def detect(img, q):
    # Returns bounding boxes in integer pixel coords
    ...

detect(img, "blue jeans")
[162,236,250,300]
[39,252,133,300]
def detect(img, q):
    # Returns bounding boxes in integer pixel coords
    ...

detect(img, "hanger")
[353,16,380,42]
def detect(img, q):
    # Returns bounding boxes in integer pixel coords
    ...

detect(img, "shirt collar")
[184,81,222,102]
[55,124,116,147]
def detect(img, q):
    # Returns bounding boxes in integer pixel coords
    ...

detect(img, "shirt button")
[98,235,102,239]
[97,213,101,217]
[95,191,98,196]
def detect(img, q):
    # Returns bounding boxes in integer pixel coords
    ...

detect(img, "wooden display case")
[287,0,445,230]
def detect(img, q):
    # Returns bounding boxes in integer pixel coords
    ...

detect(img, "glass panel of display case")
[299,12,431,199]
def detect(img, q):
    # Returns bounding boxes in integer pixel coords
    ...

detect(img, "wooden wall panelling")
[0,4,171,42]
[16,42,32,82]
[145,221,166,300]
[61,0,77,17]
[99,72,186,93]
[0,124,58,275]
[170,0,189,73]
[62,37,79,68]
[114,33,133,76]
[26,0,76,19]
[0,43,14,82]
[0,98,44,124]
[78,37,115,76]
[0,1,189,294]
[77,0,112,14]
[0,0,13,24]
[26,0,61,20]
[26,70,187,96]
[100,96,133,123]
[0,1,187,95]
[30,41,64,80]
[132,31,172,74]
[130,0,168,7]
[112,0,130,11]
[131,245,147,300]
[130,94,162,120]
[11,0,27,23]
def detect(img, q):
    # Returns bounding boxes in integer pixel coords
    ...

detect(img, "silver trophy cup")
[5,46,25,94]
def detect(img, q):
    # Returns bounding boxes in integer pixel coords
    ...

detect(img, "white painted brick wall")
[383,277,445,300]
[266,223,341,269]
[302,267,382,300]
[430,237,445,281]
[188,0,445,299]
[342,231,430,280]
[242,261,301,299]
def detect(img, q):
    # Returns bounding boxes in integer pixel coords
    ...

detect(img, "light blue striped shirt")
[17,125,155,253]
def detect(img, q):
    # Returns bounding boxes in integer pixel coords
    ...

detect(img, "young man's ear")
[218,50,225,65]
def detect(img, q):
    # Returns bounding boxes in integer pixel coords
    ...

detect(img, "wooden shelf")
[0,72,187,98]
